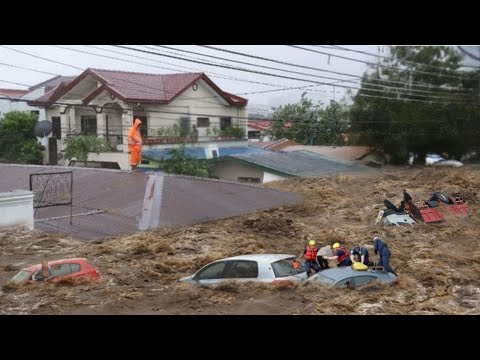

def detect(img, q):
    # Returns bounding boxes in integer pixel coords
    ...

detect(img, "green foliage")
[63,135,110,165]
[222,126,244,139]
[350,46,480,163]
[270,94,349,145]
[159,144,213,178]
[0,111,44,164]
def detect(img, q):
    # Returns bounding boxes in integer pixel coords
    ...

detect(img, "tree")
[63,135,110,167]
[159,144,213,178]
[350,46,480,164]
[0,111,44,164]
[270,94,349,145]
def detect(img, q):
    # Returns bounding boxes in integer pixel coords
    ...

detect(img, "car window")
[70,263,81,273]
[272,258,305,278]
[10,270,32,284]
[51,264,73,277]
[354,276,377,286]
[226,260,258,278]
[313,274,335,285]
[196,261,227,280]
[336,278,355,288]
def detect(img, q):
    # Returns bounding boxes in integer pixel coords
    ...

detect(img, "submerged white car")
[180,254,308,286]
[426,154,463,167]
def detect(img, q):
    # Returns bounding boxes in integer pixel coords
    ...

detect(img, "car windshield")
[10,270,32,284]
[272,258,305,277]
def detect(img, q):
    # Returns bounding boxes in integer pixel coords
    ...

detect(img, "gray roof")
[0,164,301,240]
[29,75,77,92]
[228,150,369,177]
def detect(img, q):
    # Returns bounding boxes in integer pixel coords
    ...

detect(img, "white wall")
[43,78,248,154]
[87,152,130,170]
[0,87,46,121]
[213,160,265,183]
[263,171,285,183]
[0,190,34,230]
[168,79,247,138]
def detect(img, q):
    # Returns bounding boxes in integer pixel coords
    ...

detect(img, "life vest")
[337,246,349,264]
[305,246,318,261]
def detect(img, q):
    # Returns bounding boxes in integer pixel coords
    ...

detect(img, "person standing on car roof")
[373,237,397,275]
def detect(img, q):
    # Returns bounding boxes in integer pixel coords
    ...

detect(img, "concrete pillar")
[69,107,76,134]
[139,174,164,231]
[121,109,133,153]
[96,112,105,138]
[0,190,34,230]
[60,113,69,142]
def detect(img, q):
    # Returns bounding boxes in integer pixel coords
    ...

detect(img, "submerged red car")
[9,258,101,284]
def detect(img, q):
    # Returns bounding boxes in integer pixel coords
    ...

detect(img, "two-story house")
[28,69,248,169]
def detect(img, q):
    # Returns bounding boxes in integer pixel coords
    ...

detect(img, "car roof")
[22,258,91,272]
[311,267,395,282]
[216,254,296,263]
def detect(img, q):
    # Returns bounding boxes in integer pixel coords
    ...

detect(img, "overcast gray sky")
[0,45,477,114]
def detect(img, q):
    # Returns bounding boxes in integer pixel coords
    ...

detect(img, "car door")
[49,263,75,282]
[223,260,259,282]
[192,261,229,285]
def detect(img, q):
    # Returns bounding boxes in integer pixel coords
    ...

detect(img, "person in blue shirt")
[373,237,397,275]
[350,244,373,266]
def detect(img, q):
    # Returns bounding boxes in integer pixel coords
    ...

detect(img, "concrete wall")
[213,160,265,183]
[0,88,46,120]
[0,190,34,230]
[87,152,130,170]
[263,171,286,183]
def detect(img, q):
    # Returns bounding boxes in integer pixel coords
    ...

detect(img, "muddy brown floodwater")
[1,166,479,314]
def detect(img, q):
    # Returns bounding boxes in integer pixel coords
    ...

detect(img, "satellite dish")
[34,120,53,138]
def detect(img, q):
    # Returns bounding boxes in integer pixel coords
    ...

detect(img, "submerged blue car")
[307,267,398,288]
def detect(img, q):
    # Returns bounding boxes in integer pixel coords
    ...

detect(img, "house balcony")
[143,135,247,145]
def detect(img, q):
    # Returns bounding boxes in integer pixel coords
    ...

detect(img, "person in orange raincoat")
[128,118,143,170]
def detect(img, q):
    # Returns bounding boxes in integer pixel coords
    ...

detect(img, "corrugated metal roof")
[0,164,301,240]
[158,175,301,227]
[229,151,369,177]
[143,146,264,161]
[283,145,374,161]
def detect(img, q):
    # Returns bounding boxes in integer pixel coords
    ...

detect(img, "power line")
[113,46,478,103]
[0,45,83,71]
[57,45,338,99]
[0,79,32,87]
[13,45,474,106]
[287,45,472,81]
[323,45,480,71]
[157,45,470,98]
[0,62,59,77]
[200,45,473,92]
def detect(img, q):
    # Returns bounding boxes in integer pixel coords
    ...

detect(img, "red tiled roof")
[34,69,248,106]
[248,119,273,131]
[0,88,29,98]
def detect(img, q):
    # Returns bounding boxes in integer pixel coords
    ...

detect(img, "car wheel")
[430,192,450,204]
